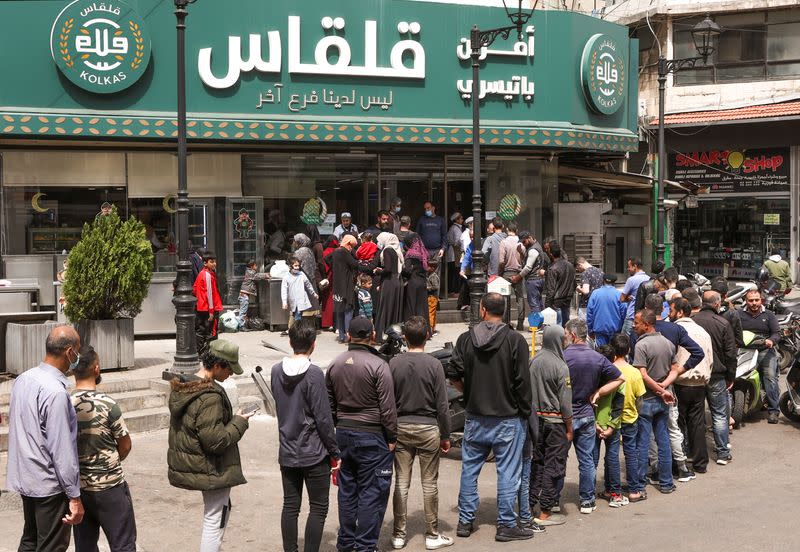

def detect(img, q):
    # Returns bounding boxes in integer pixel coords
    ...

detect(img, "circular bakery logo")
[580,34,626,115]
[50,1,151,94]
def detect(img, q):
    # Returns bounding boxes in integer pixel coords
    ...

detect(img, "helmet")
[757,267,770,283]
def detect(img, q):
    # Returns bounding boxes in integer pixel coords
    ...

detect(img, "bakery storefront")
[0,0,638,326]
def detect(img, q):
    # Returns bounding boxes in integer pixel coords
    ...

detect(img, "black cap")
[348,316,374,339]
[518,231,532,241]
[602,273,617,283]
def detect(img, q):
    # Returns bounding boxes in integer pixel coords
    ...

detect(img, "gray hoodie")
[529,325,573,424]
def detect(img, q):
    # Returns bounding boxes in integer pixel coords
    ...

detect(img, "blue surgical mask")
[68,349,80,372]
[394,206,401,213]
[291,269,301,275]
[425,210,433,217]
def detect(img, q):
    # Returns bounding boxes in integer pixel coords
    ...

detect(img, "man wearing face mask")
[7,325,85,551]
[70,346,137,552]
[388,197,403,234]
[416,201,447,262]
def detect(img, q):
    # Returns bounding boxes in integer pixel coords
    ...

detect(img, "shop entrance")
[605,227,642,280]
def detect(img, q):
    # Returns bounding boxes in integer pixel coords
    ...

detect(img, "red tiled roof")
[649,99,800,126]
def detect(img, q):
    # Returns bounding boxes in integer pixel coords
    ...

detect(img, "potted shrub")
[62,208,153,370]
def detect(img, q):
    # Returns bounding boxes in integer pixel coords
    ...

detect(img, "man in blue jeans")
[449,293,534,542]
[632,310,684,495]
[738,289,782,424]
[562,319,624,514]
[326,316,397,552]
[619,258,650,337]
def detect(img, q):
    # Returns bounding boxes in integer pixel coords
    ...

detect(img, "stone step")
[0,376,155,409]
[121,406,171,435]
[114,389,168,414]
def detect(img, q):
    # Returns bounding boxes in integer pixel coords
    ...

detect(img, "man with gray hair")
[7,326,85,551]
[692,290,737,464]
[562,318,624,514]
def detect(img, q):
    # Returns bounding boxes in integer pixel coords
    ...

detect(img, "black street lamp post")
[468,0,535,326]
[171,0,199,375]
[655,14,721,264]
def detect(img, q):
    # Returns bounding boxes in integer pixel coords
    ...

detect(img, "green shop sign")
[0,0,638,150]
[50,0,152,94]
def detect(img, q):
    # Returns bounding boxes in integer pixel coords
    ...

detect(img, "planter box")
[75,319,135,371]
[5,321,62,375]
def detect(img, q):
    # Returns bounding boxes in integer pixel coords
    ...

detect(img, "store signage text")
[669,147,790,194]
[198,16,426,89]
[676,150,785,174]
[256,84,394,112]
[50,0,151,94]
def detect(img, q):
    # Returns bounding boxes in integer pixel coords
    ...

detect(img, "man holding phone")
[167,339,254,552]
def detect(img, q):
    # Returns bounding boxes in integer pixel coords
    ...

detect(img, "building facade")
[0,0,639,325]
[609,0,800,279]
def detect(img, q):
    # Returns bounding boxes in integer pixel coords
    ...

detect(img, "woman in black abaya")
[373,232,404,343]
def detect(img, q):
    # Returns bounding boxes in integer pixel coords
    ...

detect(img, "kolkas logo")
[50,1,151,94]
[580,33,625,116]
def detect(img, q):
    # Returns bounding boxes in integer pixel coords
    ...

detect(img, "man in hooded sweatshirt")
[167,339,254,552]
[271,320,340,552]
[763,249,792,291]
[449,292,534,542]
[529,325,573,527]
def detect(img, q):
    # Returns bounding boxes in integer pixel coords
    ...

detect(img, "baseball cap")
[209,339,243,375]
[602,272,617,284]
[348,316,374,339]
[341,212,352,219]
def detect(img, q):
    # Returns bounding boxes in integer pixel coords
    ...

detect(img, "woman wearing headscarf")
[447,212,464,296]
[320,236,339,330]
[325,234,359,343]
[402,256,428,326]
[528,325,572,526]
[373,232,404,343]
[305,224,326,281]
[402,232,429,271]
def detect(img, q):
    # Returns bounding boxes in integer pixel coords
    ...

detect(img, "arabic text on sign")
[198,16,426,89]
[256,84,394,112]
[457,76,534,102]
[75,21,129,72]
[456,26,535,61]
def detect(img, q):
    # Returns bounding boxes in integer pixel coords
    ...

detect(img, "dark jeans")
[636,398,673,489]
[593,428,621,494]
[280,459,331,552]
[757,348,780,413]
[525,278,544,313]
[503,271,526,329]
[196,311,218,357]
[675,384,709,471]
[619,422,641,492]
[529,420,569,512]
[73,482,136,552]
[555,305,571,328]
[334,308,353,342]
[457,277,471,309]
[336,429,393,552]
[706,377,731,458]
[19,493,70,552]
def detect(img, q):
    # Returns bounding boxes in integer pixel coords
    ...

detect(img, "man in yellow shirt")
[610,334,647,502]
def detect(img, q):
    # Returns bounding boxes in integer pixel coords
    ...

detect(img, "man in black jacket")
[691,291,737,464]
[389,316,453,550]
[326,316,397,552]
[738,289,782,424]
[449,293,534,542]
[544,242,575,327]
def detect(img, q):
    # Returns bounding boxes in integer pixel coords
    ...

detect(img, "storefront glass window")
[673,196,790,279]
[1,186,126,255]
[128,198,177,272]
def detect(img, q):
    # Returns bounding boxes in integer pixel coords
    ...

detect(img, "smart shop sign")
[50,0,151,93]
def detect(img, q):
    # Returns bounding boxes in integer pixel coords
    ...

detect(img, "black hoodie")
[450,321,532,417]
[271,358,339,468]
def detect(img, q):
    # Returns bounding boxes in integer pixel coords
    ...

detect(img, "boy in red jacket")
[193,251,223,356]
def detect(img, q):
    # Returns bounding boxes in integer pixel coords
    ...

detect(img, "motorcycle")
[379,324,466,446]
[779,354,800,423]
[730,332,765,428]
[776,313,800,373]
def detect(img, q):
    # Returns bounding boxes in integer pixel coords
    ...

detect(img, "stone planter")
[5,321,62,375]
[75,319,135,371]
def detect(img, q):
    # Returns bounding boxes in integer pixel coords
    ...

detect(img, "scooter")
[779,355,800,423]
[730,332,765,428]
[776,313,800,373]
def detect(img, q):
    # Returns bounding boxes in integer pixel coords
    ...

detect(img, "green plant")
[62,208,153,321]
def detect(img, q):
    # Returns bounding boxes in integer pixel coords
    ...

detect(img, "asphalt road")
[1,403,799,552]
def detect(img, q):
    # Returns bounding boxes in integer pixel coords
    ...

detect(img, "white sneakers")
[392,536,406,549]
[425,534,455,550]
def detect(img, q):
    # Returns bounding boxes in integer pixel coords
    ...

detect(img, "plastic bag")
[220,310,239,332]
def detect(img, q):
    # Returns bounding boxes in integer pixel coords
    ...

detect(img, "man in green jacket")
[764,250,793,291]
[167,339,255,552]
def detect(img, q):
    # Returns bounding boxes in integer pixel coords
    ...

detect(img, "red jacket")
[193,268,223,313]
[356,241,378,261]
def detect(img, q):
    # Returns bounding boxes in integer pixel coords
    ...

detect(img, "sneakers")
[391,536,406,549]
[495,526,534,542]
[768,412,780,424]
[550,505,562,513]
[659,484,677,494]
[693,465,707,474]
[647,470,660,486]
[608,493,629,508]
[579,501,597,514]
[519,519,546,533]
[533,513,566,526]
[425,534,454,550]
[456,522,474,538]
[676,468,696,482]
[716,455,732,465]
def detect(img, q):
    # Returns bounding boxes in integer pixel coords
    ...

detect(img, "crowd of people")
[6,201,793,552]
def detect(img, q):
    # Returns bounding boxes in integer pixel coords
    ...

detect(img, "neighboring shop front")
[664,116,797,280]
[0,0,638,326]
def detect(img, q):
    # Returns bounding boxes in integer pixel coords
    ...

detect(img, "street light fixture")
[655,13,721,264]
[467,0,536,327]
[171,0,199,375]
